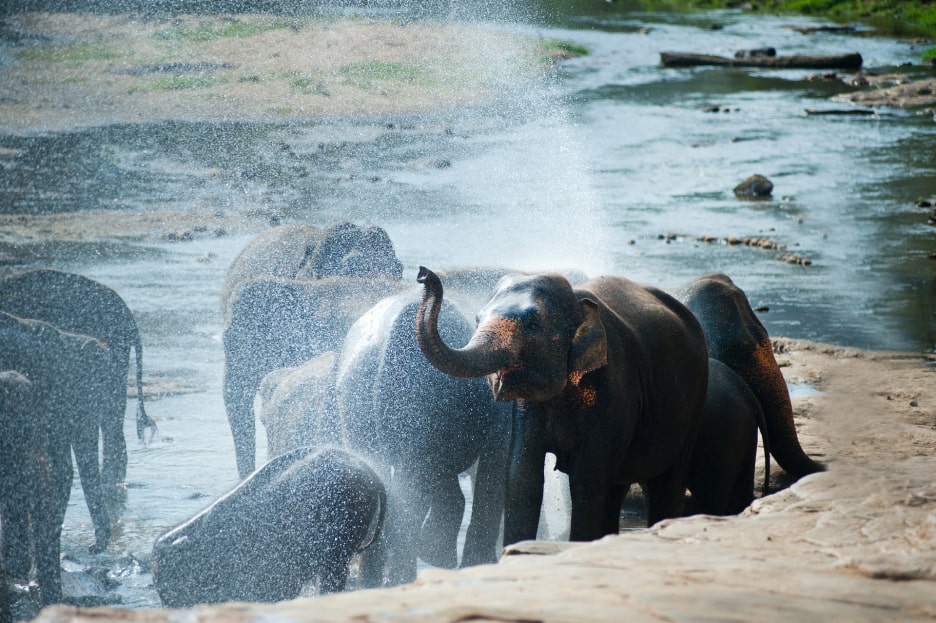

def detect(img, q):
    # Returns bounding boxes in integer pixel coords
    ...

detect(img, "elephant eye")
[524,314,543,332]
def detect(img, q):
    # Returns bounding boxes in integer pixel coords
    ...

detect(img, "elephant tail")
[133,330,157,442]
[749,341,824,479]
[752,389,771,497]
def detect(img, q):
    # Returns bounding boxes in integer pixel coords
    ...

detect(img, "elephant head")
[301,222,404,281]
[415,266,606,402]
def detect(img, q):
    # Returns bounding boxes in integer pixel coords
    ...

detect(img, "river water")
[1,0,934,614]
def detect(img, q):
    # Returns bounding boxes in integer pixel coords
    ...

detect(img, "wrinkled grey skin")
[416,267,709,545]
[222,222,406,478]
[0,314,114,605]
[688,358,771,516]
[334,289,510,587]
[152,446,386,607]
[674,273,824,480]
[0,269,154,488]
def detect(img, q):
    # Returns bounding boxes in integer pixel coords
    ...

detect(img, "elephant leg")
[34,447,71,605]
[383,474,425,586]
[71,426,111,554]
[644,462,690,526]
[417,473,463,569]
[99,375,128,489]
[462,421,509,567]
[503,406,546,547]
[223,362,258,478]
[727,441,758,515]
[316,547,352,594]
[568,464,619,541]
[360,527,388,589]
[0,499,31,579]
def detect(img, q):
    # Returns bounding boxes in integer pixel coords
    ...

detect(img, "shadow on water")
[0,0,934,616]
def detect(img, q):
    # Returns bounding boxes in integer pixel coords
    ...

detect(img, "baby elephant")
[152,446,386,607]
[688,359,771,516]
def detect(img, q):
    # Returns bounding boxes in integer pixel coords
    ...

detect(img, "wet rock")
[734,174,774,198]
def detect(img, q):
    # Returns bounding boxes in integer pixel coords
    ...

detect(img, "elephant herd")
[0,220,824,614]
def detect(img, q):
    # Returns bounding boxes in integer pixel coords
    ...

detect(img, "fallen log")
[660,51,863,70]
[804,108,877,116]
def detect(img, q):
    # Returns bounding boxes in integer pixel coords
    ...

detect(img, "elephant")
[0,313,115,605]
[333,288,510,587]
[152,446,386,607]
[222,222,408,478]
[415,267,709,544]
[0,370,57,609]
[0,268,155,488]
[687,358,771,516]
[258,351,340,459]
[221,221,404,317]
[224,276,408,477]
[674,272,824,479]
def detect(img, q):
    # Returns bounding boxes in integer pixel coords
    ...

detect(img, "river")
[1,0,934,615]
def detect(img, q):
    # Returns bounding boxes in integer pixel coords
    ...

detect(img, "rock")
[734,174,774,198]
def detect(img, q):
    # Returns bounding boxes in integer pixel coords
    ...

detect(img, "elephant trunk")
[748,341,824,479]
[416,267,510,379]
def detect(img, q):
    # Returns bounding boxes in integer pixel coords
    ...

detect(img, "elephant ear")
[568,297,608,386]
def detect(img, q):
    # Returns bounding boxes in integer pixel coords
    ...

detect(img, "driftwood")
[660,51,862,70]
[785,24,857,35]
[804,108,877,116]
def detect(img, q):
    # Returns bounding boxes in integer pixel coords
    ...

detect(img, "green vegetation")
[286,72,331,96]
[147,75,225,91]
[338,61,435,90]
[669,0,936,39]
[17,41,117,64]
[153,17,300,43]
[541,39,590,60]
[648,0,935,63]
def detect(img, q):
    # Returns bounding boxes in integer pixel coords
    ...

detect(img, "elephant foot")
[89,528,111,555]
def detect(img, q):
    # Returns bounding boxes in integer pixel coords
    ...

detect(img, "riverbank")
[0,12,577,134]
[33,337,936,622]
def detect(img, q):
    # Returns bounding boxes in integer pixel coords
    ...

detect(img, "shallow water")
[1,1,934,614]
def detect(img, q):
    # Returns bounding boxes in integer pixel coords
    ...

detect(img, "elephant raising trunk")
[415,267,514,382]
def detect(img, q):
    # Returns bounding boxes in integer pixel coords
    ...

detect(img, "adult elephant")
[152,446,386,606]
[415,267,709,544]
[674,272,824,479]
[0,314,115,605]
[222,222,407,478]
[220,221,404,316]
[688,358,770,516]
[334,289,510,586]
[0,268,154,488]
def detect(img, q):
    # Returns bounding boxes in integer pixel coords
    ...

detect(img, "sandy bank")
[0,12,565,133]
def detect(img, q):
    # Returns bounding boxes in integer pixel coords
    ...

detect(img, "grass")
[541,39,591,60]
[143,75,225,91]
[662,0,936,38]
[153,17,300,43]
[16,41,118,64]
[643,0,936,62]
[337,61,436,90]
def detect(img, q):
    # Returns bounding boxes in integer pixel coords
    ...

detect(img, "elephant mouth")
[490,363,523,401]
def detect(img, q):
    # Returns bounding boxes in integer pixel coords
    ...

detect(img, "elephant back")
[335,290,486,470]
[0,269,138,360]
